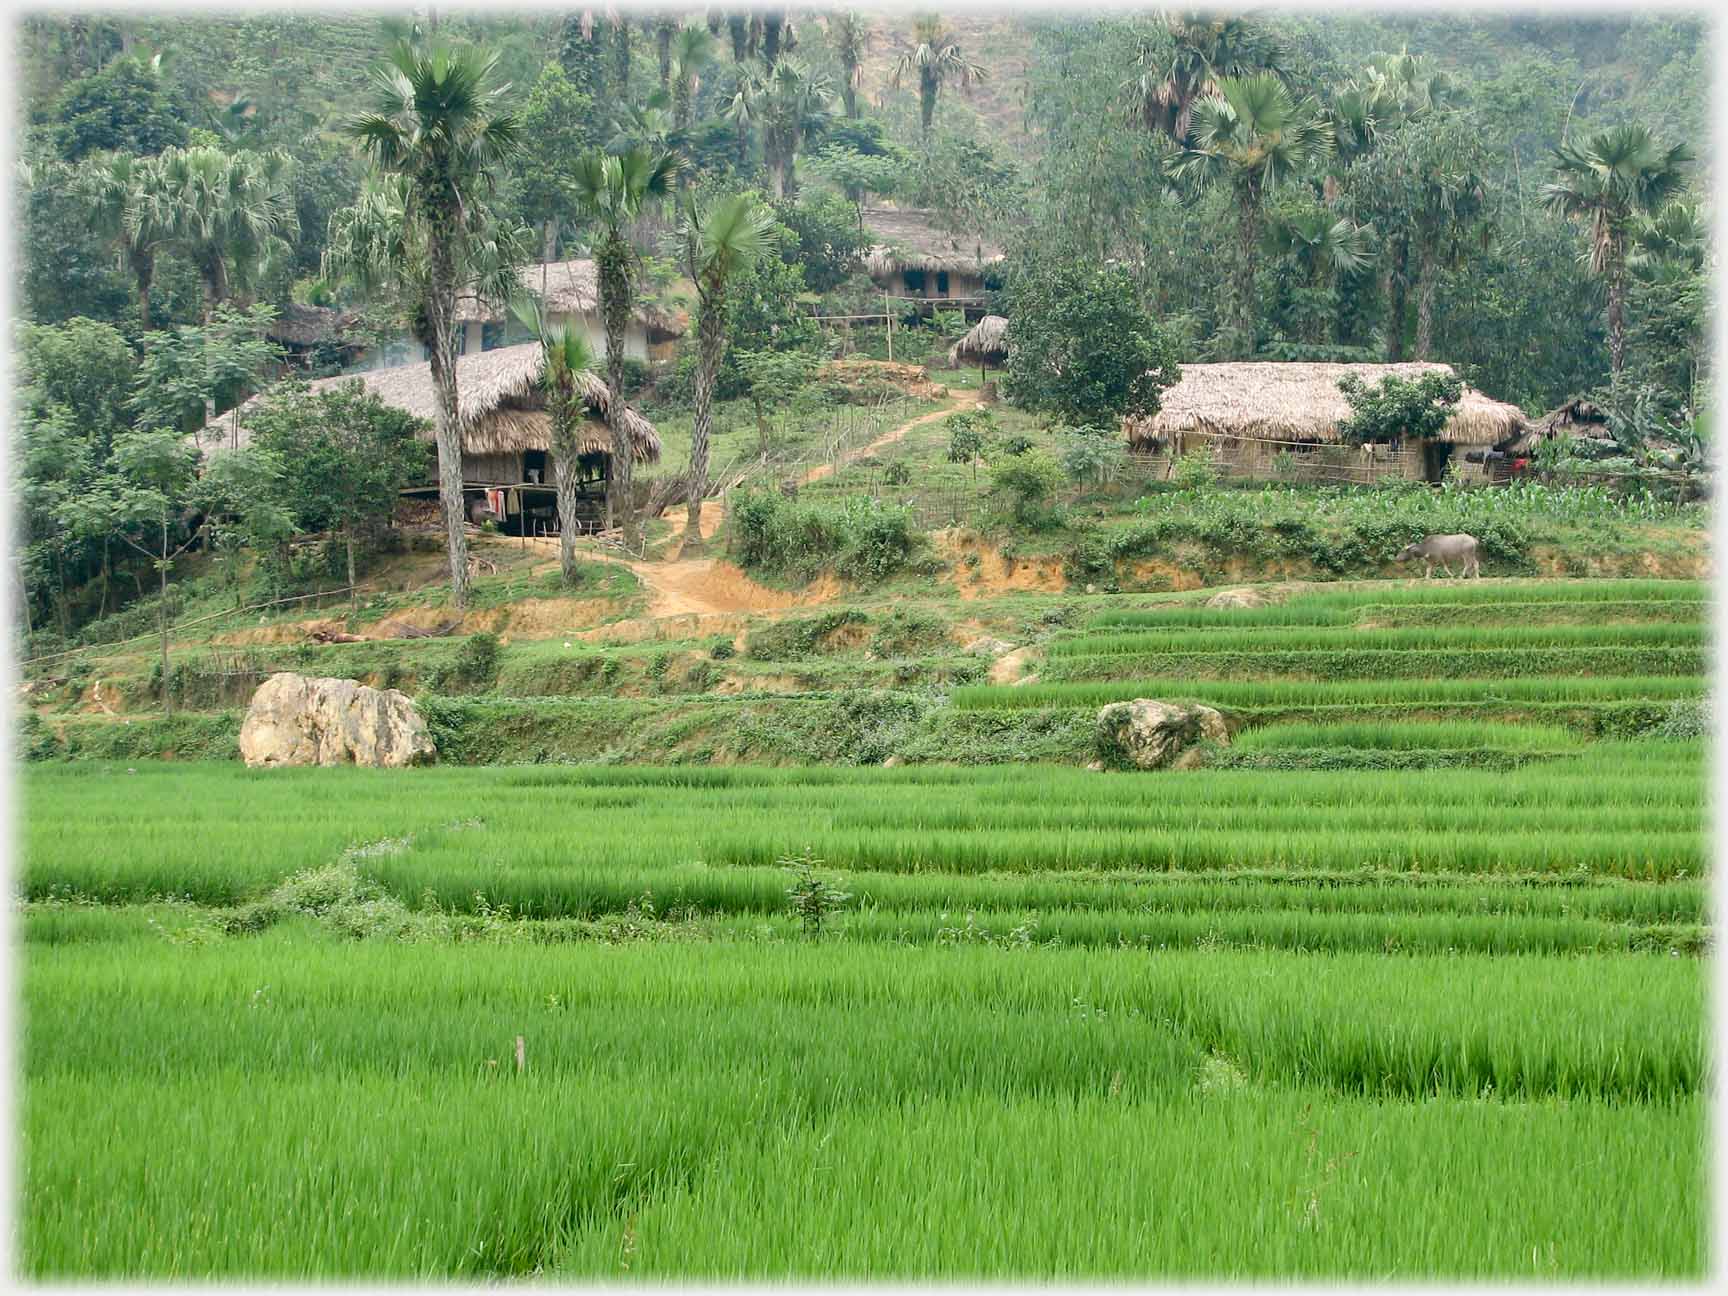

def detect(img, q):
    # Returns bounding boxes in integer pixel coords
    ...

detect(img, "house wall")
[342,313,649,376]
[461,451,522,485]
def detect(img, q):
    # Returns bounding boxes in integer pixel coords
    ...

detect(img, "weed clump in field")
[783,847,850,937]
[1647,698,1712,741]
[224,839,451,942]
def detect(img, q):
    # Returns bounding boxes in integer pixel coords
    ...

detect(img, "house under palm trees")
[861,208,1003,312]
[198,343,661,535]
[337,259,688,374]
[1123,362,1527,483]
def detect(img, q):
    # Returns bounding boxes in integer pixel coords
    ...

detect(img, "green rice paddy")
[16,577,1711,1278]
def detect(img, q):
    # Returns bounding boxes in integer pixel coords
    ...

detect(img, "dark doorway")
[523,450,549,487]
[1422,440,1453,483]
[935,270,950,296]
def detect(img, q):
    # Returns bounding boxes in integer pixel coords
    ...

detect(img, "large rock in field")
[239,672,436,768]
[1205,587,1270,610]
[1096,699,1229,771]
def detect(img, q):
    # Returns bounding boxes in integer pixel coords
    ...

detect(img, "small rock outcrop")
[1095,699,1229,771]
[239,673,436,769]
[1206,588,1270,610]
[963,636,1016,658]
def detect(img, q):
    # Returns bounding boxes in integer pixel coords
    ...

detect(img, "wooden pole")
[884,294,892,363]
[515,1035,525,1074]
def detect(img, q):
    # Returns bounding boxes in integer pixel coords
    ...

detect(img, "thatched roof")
[1124,362,1528,448]
[455,259,687,338]
[268,303,356,347]
[862,208,1005,277]
[949,314,1009,366]
[1536,396,1607,435]
[197,342,660,464]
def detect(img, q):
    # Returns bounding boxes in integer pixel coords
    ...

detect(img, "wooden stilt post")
[884,294,893,363]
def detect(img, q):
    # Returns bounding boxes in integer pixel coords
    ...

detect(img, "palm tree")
[1406,124,1490,361]
[1629,200,1706,281]
[150,144,298,321]
[347,40,524,609]
[726,56,834,200]
[669,22,715,171]
[653,15,678,90]
[521,303,601,585]
[680,191,776,550]
[86,152,173,324]
[891,15,985,138]
[1266,210,1375,344]
[826,10,871,119]
[1169,74,1334,353]
[1123,11,1282,143]
[569,147,676,549]
[1543,124,1694,376]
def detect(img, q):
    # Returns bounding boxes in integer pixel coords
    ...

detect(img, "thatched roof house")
[198,343,660,486]
[862,208,1004,303]
[949,314,1009,369]
[267,303,353,347]
[1125,362,1526,448]
[453,258,686,340]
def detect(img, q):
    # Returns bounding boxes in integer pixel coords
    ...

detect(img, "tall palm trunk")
[1233,182,1261,354]
[1382,237,1409,362]
[728,15,749,61]
[1605,239,1627,377]
[1413,246,1439,361]
[656,20,673,89]
[920,69,937,135]
[427,231,472,607]
[611,18,631,97]
[550,395,582,584]
[129,249,154,325]
[598,235,637,547]
[685,288,725,548]
[841,69,858,119]
[541,217,558,266]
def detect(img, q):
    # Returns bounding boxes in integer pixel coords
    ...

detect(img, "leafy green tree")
[569,147,677,547]
[1169,74,1334,353]
[1543,123,1693,376]
[1001,257,1180,428]
[132,305,282,443]
[49,52,189,161]
[944,408,995,482]
[237,378,431,596]
[19,317,136,455]
[736,348,818,454]
[1335,369,1462,448]
[891,15,986,138]
[18,149,133,325]
[774,191,866,292]
[1057,427,1128,486]
[682,190,778,550]
[989,449,1066,527]
[347,39,525,608]
[91,428,206,715]
[511,63,593,266]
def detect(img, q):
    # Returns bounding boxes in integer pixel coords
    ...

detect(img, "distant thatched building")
[862,208,1004,308]
[266,303,363,372]
[342,259,688,374]
[948,314,1009,372]
[1123,362,1528,484]
[199,342,660,532]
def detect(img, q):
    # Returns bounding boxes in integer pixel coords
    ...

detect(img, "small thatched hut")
[198,343,660,527]
[862,208,1004,306]
[948,314,1009,373]
[1123,362,1528,483]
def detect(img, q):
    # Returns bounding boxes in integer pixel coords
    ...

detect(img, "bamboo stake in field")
[515,1035,525,1074]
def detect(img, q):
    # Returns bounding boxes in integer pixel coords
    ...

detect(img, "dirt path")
[530,389,984,624]
[797,389,981,488]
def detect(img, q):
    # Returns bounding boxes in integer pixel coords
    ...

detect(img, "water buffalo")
[1396,533,1481,579]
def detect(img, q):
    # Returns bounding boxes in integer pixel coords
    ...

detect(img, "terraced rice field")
[16,578,1709,1279]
